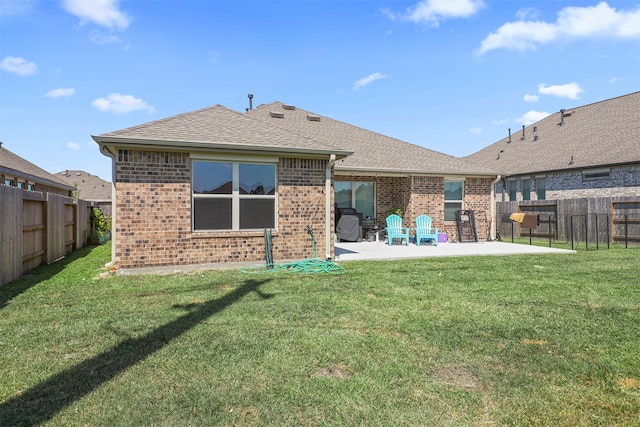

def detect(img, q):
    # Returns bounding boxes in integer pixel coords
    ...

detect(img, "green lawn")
[1,243,638,426]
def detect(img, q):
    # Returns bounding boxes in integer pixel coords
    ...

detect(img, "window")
[192,160,276,231]
[4,179,12,186]
[508,181,517,201]
[522,179,530,201]
[582,170,610,180]
[335,181,375,219]
[536,178,546,200]
[444,180,463,221]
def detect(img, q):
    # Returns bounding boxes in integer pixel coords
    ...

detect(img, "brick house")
[0,142,74,196]
[93,102,498,271]
[464,91,640,202]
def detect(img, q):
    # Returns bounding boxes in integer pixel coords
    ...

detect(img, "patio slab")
[334,240,574,262]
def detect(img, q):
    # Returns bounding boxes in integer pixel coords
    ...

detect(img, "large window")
[536,177,546,200]
[508,180,517,201]
[444,180,463,222]
[192,160,276,231]
[335,181,375,219]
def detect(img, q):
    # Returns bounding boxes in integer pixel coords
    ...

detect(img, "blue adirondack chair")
[415,214,439,246]
[385,214,410,246]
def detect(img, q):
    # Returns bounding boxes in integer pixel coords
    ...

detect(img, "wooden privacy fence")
[496,197,640,247]
[0,185,96,287]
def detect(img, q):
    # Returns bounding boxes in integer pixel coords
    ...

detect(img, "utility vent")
[563,112,572,117]
[307,114,321,122]
[282,104,295,110]
[533,126,537,132]
[533,135,539,141]
[270,111,285,118]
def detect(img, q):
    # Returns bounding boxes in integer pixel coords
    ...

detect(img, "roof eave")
[92,135,352,160]
[335,166,498,178]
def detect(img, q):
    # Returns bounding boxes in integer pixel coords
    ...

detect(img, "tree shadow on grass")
[0,278,273,426]
[0,245,99,310]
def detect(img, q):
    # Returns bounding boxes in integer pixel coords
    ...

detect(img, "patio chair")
[415,214,439,247]
[385,214,409,246]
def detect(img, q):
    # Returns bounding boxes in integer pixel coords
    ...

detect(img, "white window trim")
[444,179,464,222]
[191,158,278,232]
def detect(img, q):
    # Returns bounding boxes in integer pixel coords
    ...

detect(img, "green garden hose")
[241,226,345,274]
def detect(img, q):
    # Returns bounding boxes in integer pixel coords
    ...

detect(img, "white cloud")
[493,118,509,125]
[523,94,539,102]
[538,82,584,100]
[90,32,122,45]
[468,127,482,134]
[62,0,131,30]
[0,56,37,75]
[353,72,388,90]
[0,0,37,16]
[515,7,539,21]
[478,2,640,54]
[395,0,485,26]
[66,142,81,151]
[517,110,549,126]
[92,93,155,114]
[608,76,620,83]
[45,87,76,98]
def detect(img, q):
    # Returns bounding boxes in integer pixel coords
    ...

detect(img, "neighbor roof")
[0,144,75,191]
[57,170,112,201]
[246,102,497,177]
[464,91,640,176]
[93,104,352,159]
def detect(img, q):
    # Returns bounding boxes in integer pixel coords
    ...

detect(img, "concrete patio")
[334,240,574,262]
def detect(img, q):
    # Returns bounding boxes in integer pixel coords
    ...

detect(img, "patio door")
[335,181,375,219]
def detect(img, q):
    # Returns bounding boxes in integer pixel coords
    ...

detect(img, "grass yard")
[1,243,639,426]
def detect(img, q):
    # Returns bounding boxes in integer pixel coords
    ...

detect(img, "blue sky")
[1,0,639,182]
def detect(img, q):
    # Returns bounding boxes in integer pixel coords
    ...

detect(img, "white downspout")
[325,154,336,260]
[490,174,501,241]
[100,145,117,267]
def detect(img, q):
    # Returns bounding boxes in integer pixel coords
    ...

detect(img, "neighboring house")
[93,102,498,271]
[0,142,74,196]
[464,91,640,202]
[57,170,113,216]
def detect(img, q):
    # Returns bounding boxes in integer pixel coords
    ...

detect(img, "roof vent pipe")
[247,94,254,111]
[560,109,565,126]
[508,128,511,143]
[521,125,525,140]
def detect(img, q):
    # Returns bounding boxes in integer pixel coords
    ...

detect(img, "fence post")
[625,214,629,249]
[585,215,589,251]
[595,214,599,250]
[548,214,553,247]
[570,215,574,251]
[607,214,610,249]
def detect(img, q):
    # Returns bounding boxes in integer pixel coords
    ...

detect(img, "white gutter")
[490,175,501,241]
[99,145,117,268]
[325,154,336,260]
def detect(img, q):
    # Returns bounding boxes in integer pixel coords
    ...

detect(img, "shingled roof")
[0,143,75,191]
[464,91,640,176]
[57,170,112,201]
[93,104,351,159]
[247,102,497,176]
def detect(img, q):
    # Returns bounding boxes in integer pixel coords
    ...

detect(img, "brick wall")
[114,150,331,269]
[496,164,640,201]
[340,175,492,242]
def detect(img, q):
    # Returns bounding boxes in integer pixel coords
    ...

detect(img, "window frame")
[522,178,531,201]
[335,180,375,219]
[535,177,546,200]
[444,179,464,222]
[191,157,278,232]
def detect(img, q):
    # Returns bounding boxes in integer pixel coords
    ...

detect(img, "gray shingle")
[247,102,497,176]
[464,91,640,175]
[96,104,351,157]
